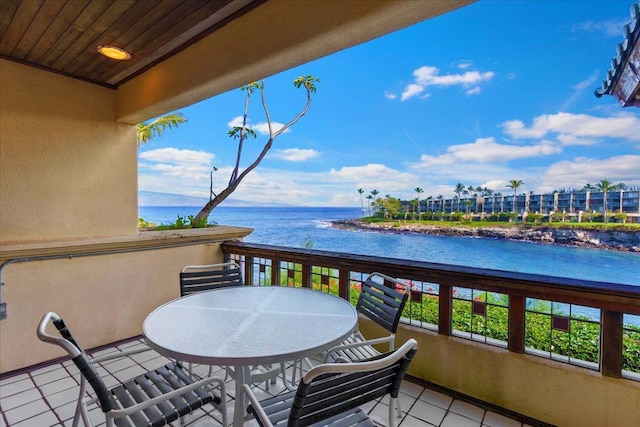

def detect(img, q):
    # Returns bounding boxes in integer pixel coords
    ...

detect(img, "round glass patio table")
[143,286,358,426]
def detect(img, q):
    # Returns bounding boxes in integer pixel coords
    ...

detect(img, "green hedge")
[269,265,639,374]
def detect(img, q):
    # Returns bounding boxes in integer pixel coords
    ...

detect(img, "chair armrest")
[90,345,155,363]
[243,384,274,427]
[105,376,226,419]
[323,335,394,362]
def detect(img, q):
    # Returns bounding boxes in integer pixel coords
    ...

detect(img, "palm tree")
[357,188,365,217]
[136,113,187,145]
[365,195,373,217]
[596,179,619,223]
[454,183,465,212]
[370,189,379,215]
[436,195,444,217]
[414,187,424,220]
[506,179,524,217]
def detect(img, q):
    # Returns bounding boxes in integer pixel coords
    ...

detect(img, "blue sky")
[138,1,640,207]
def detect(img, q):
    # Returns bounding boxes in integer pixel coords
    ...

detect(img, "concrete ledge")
[0,226,253,263]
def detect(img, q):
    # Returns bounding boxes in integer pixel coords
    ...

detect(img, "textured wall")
[0,59,137,244]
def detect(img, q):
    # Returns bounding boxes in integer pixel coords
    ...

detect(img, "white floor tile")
[13,410,59,427]
[400,414,438,427]
[4,399,50,425]
[449,400,485,422]
[0,338,537,427]
[441,412,482,427]
[410,399,447,426]
[418,388,453,410]
[0,378,35,397]
[482,411,522,427]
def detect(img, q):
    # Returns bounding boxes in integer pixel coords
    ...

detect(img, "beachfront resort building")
[414,189,640,222]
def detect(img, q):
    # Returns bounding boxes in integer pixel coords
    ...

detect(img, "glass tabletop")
[143,286,358,365]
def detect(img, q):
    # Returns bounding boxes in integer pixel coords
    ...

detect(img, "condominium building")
[416,190,640,221]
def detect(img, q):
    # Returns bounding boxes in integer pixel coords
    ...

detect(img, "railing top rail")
[222,241,640,313]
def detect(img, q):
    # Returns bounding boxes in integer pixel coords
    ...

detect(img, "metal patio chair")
[179,261,243,296]
[180,261,282,389]
[244,338,418,427]
[37,311,227,427]
[322,272,409,417]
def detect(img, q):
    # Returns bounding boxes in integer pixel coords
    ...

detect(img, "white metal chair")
[323,272,409,417]
[37,311,227,427]
[245,339,418,427]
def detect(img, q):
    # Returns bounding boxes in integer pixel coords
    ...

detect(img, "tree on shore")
[357,188,365,217]
[596,179,619,223]
[415,187,424,220]
[454,183,465,212]
[366,195,373,216]
[506,179,524,217]
[193,76,319,222]
[370,189,380,216]
[136,113,187,145]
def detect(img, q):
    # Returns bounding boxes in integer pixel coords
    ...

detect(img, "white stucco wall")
[0,59,137,244]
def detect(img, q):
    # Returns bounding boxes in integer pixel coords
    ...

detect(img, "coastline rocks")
[331,219,640,252]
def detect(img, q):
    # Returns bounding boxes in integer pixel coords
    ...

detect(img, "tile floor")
[0,338,540,427]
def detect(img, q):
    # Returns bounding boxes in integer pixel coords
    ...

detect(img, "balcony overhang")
[0,0,475,123]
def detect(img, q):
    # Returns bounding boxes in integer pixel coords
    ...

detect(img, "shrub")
[526,213,544,223]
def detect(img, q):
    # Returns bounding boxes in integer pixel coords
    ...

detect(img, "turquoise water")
[139,206,639,286]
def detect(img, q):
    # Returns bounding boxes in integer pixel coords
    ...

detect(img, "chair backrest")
[289,339,418,427]
[37,312,117,412]
[179,261,243,296]
[356,272,409,334]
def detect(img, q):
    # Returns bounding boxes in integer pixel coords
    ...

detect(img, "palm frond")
[136,113,187,145]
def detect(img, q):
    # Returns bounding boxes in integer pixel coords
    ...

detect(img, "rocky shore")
[331,219,640,253]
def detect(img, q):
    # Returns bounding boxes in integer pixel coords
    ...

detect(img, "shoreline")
[331,219,640,253]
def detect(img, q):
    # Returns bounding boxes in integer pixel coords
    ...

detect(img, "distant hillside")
[139,191,209,207]
[138,191,295,207]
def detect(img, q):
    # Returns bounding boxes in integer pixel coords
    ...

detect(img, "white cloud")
[384,91,397,100]
[416,137,562,166]
[539,155,640,192]
[572,19,629,37]
[330,164,418,191]
[227,116,289,135]
[400,84,424,101]
[560,72,600,111]
[139,148,215,180]
[501,112,640,142]
[272,148,320,161]
[399,65,495,101]
[556,134,596,146]
[573,73,599,91]
[140,148,214,165]
[457,61,473,70]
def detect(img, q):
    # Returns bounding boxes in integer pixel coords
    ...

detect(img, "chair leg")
[396,397,402,418]
[389,397,397,427]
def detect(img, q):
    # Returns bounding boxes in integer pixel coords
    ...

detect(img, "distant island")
[331,219,640,253]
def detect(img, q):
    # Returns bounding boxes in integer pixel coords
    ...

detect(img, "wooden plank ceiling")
[0,0,261,88]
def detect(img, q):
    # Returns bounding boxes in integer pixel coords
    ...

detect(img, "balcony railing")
[221,241,640,380]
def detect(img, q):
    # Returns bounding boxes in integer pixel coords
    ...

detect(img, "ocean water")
[139,206,640,287]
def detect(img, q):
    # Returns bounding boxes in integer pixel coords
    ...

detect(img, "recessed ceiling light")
[97,45,131,60]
